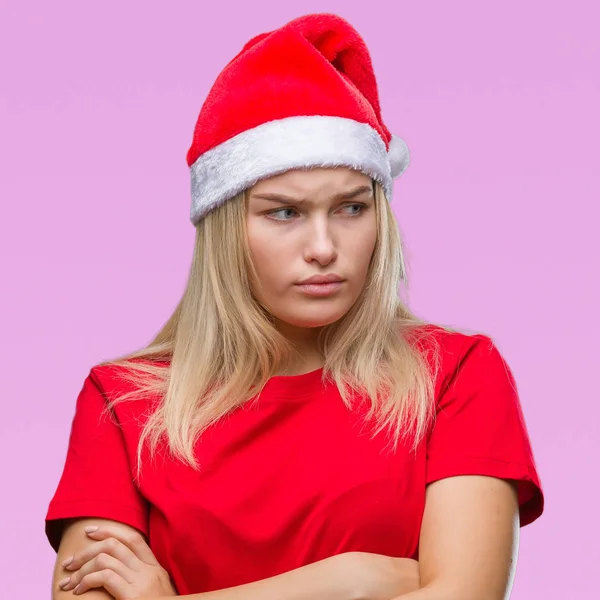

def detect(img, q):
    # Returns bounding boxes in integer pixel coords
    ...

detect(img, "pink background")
[1,1,598,598]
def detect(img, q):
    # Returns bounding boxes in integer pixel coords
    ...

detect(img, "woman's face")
[246,167,377,332]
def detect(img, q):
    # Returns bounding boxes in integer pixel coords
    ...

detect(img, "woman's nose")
[302,220,337,264]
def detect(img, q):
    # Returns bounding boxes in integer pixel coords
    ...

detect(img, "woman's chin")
[276,309,348,329]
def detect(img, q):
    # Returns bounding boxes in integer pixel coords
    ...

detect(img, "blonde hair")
[98,181,463,480]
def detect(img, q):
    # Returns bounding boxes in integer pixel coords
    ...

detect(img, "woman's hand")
[57,523,177,599]
[332,551,421,600]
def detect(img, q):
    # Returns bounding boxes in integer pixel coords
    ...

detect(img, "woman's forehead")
[249,167,373,197]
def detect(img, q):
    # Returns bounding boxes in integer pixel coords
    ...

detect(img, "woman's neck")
[271,319,324,376]
[273,355,324,377]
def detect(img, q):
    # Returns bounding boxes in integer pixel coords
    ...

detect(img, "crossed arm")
[389,475,520,600]
[52,475,520,600]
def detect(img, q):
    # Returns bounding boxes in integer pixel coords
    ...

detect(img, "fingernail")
[58,577,71,587]
[84,525,99,533]
[62,556,73,567]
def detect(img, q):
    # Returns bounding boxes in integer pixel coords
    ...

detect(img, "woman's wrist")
[270,553,361,600]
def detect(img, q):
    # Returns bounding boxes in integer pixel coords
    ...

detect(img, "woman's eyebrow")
[251,185,373,205]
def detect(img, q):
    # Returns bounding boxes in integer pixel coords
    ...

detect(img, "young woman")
[46,13,544,600]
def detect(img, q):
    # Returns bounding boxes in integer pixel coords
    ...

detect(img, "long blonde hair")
[98,181,463,479]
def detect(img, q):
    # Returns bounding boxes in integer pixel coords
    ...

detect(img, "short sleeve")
[45,369,150,552]
[426,335,544,527]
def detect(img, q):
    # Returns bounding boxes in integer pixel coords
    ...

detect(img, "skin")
[245,167,377,373]
[52,518,142,599]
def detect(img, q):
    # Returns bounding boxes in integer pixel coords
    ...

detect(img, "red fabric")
[45,326,543,594]
[186,13,392,167]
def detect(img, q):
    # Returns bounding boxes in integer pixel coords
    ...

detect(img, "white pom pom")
[388,134,410,178]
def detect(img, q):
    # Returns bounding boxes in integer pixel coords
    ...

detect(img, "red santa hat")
[186,13,410,225]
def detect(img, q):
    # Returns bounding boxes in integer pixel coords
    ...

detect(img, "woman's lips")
[294,281,344,296]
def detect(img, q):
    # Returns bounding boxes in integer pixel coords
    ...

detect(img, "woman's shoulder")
[89,355,167,376]
[87,356,171,406]
[409,322,501,382]
[409,322,495,353]
[414,323,517,405]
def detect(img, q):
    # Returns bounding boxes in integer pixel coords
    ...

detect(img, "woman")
[46,12,544,600]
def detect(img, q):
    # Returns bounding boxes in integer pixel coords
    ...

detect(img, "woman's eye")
[342,203,365,215]
[266,204,366,221]
[267,207,298,221]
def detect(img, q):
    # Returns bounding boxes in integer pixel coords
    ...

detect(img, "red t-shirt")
[45,326,544,594]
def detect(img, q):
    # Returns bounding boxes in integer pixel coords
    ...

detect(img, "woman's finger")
[64,536,141,572]
[72,568,128,596]
[60,551,133,592]
[83,524,159,565]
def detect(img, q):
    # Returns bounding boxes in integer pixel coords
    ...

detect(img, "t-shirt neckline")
[258,366,327,400]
